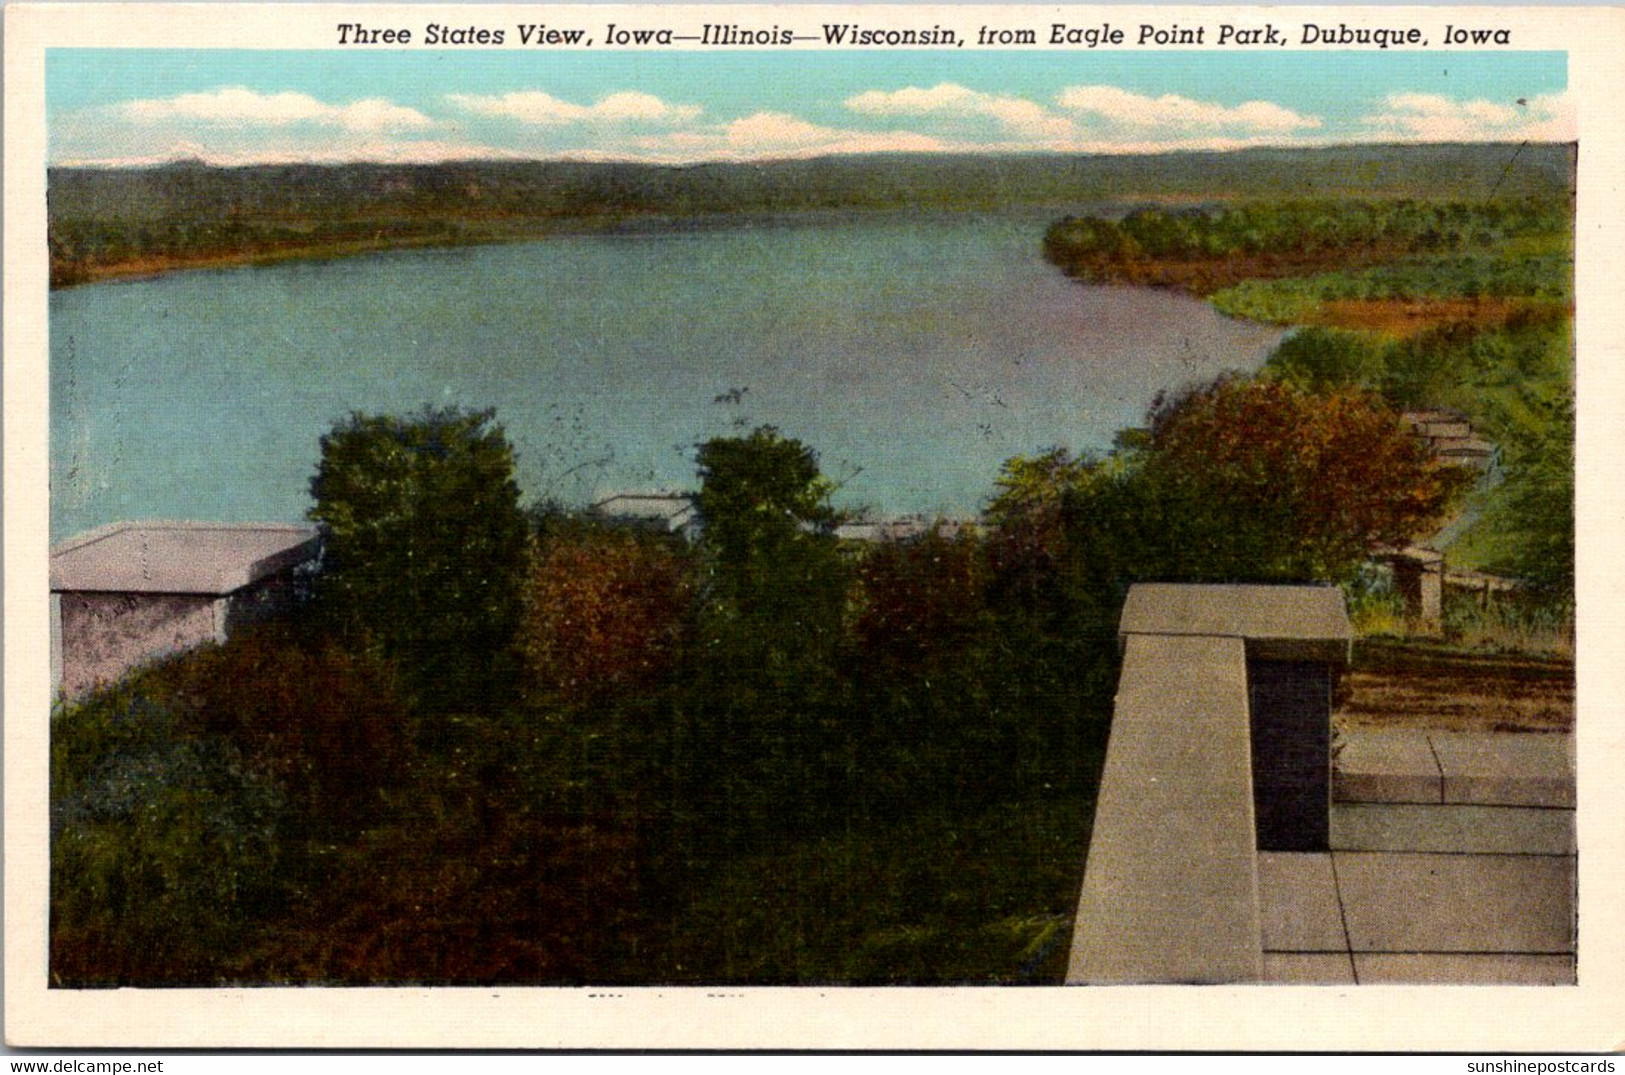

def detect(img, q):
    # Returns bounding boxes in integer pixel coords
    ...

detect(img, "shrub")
[691,425,850,670]
[51,688,286,985]
[1477,389,1574,594]
[853,527,991,676]
[679,428,853,846]
[163,624,411,825]
[522,530,696,706]
[244,809,639,984]
[1267,328,1389,392]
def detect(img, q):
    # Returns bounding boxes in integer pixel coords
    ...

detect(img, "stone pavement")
[1260,729,1577,984]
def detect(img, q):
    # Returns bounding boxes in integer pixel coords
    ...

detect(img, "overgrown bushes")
[51,382,1482,985]
[522,528,696,707]
[1263,307,1573,591]
[51,687,286,986]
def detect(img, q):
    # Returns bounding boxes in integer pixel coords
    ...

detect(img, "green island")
[50,146,1574,986]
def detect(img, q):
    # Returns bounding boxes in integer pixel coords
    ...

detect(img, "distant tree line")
[48,143,1574,287]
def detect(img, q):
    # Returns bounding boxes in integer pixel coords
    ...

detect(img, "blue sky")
[47,49,1571,165]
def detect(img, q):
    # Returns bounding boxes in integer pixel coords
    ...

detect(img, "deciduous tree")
[1140,376,1472,582]
[308,406,529,712]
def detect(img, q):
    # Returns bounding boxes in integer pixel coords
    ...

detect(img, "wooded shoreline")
[48,143,1575,289]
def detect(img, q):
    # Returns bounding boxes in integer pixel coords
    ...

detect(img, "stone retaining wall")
[1068,583,1352,984]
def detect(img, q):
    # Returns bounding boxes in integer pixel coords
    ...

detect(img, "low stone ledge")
[1431,733,1575,808]
[1333,732,1443,804]
[1118,583,1353,664]
[1332,731,1575,808]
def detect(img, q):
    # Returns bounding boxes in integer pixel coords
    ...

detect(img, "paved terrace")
[1262,729,1576,984]
[1069,584,1576,986]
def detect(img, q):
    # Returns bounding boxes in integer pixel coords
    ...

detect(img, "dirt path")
[1335,639,1574,734]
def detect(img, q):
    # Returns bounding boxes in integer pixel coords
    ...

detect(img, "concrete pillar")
[1390,548,1444,633]
[1071,584,1355,983]
[211,596,231,644]
[1418,560,1443,625]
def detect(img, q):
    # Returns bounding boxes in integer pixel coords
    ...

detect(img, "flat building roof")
[51,521,319,595]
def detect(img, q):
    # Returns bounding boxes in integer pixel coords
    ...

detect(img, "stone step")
[1333,730,1574,807]
[1330,802,1575,855]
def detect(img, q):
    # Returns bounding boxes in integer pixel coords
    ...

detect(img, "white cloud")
[611,112,950,162]
[846,82,1075,142]
[447,90,701,126]
[725,110,836,148]
[843,81,1320,150]
[118,87,433,132]
[720,111,947,157]
[337,99,438,133]
[1362,92,1574,142]
[1055,85,1320,134]
[846,83,983,116]
[54,138,525,168]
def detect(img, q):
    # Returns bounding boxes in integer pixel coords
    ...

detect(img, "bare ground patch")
[1312,298,1569,338]
[1335,639,1574,734]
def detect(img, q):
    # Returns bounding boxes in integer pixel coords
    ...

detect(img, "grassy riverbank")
[1043,196,1573,335]
[47,212,621,288]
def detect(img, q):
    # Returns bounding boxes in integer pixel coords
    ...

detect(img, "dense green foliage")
[308,407,530,713]
[661,795,1095,983]
[985,377,1470,592]
[680,429,855,848]
[1050,197,1565,264]
[1267,308,1572,411]
[1476,391,1574,594]
[50,619,641,985]
[521,527,696,706]
[1212,250,1572,324]
[51,686,286,985]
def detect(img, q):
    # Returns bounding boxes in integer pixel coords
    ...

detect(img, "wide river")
[49,209,1283,543]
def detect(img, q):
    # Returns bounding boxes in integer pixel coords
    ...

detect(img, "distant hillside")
[47,143,1576,287]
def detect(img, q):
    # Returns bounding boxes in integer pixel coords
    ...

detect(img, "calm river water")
[49,209,1283,543]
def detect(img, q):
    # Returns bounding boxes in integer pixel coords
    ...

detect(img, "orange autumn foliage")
[521,532,696,705]
[1146,377,1474,580]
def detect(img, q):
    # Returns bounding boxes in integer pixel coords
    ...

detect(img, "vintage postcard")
[5,1,1623,1050]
